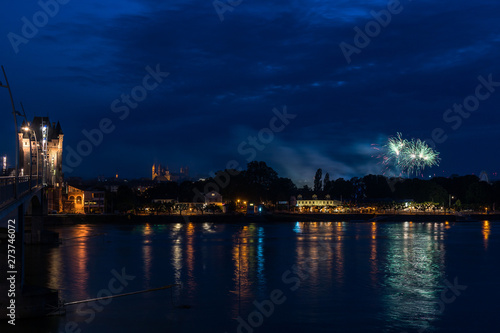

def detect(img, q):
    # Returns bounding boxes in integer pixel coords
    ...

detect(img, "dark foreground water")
[8,221,500,332]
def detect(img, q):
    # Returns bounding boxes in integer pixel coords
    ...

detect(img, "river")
[9,220,500,332]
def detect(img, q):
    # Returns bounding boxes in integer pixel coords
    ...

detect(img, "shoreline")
[31,212,499,225]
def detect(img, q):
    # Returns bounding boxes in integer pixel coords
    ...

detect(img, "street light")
[21,126,33,188]
[20,102,40,189]
[449,195,455,210]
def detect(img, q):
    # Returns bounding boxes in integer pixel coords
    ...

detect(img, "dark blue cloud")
[1,0,499,182]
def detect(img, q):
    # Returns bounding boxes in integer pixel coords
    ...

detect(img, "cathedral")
[152,163,171,181]
[152,163,189,182]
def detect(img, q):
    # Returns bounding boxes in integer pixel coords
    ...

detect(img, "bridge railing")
[0,176,41,208]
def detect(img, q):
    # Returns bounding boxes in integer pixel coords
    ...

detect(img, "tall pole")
[34,129,39,185]
[1,65,19,199]
[41,119,47,186]
[20,102,33,190]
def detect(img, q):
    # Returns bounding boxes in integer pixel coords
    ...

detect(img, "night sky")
[1,0,499,184]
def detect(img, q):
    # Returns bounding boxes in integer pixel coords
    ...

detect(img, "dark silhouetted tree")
[323,172,331,193]
[270,177,297,202]
[244,161,279,202]
[314,168,322,193]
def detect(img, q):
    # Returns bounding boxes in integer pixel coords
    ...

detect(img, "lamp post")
[41,120,48,186]
[20,102,39,190]
[1,65,21,199]
[449,195,455,211]
[22,125,33,190]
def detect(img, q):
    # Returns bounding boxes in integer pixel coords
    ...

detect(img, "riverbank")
[30,212,499,225]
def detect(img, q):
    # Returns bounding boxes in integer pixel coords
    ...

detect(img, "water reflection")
[370,222,378,287]
[142,223,153,288]
[231,224,266,317]
[73,225,91,296]
[45,225,93,302]
[186,222,196,296]
[22,220,500,333]
[334,222,344,285]
[170,223,183,288]
[295,222,335,290]
[167,223,198,297]
[257,226,265,290]
[382,222,446,332]
[483,220,490,249]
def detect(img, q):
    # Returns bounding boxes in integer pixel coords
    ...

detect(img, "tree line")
[102,162,499,213]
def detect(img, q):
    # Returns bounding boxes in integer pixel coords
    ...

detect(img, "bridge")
[1,176,45,288]
[1,175,45,218]
[1,65,63,320]
[1,174,61,320]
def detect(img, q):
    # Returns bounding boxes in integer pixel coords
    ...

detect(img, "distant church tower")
[152,163,171,181]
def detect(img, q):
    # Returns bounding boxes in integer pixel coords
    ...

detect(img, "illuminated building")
[152,163,171,181]
[83,190,105,214]
[19,117,63,186]
[152,163,189,182]
[205,190,223,205]
[63,185,105,214]
[64,185,85,214]
[296,194,341,212]
[19,116,64,211]
[2,155,6,175]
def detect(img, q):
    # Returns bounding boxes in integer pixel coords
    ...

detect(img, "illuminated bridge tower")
[19,117,64,211]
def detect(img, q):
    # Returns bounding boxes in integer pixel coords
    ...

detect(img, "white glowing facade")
[18,117,64,186]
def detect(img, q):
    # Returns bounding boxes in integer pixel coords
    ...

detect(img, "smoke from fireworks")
[379,133,441,175]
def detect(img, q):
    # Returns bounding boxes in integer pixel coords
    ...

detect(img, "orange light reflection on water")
[70,225,91,300]
[142,223,153,288]
[186,222,196,296]
[370,222,378,287]
[483,221,490,249]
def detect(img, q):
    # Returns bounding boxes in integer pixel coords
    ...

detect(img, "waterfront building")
[64,185,85,214]
[83,190,105,214]
[205,190,223,205]
[296,194,341,212]
[63,185,105,214]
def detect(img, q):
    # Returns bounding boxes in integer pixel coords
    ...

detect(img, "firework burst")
[379,133,441,175]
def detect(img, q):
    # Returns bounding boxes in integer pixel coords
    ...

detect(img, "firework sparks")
[380,133,441,175]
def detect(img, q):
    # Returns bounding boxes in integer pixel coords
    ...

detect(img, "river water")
[10,220,500,332]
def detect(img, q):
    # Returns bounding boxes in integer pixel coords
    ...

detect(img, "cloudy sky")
[1,0,499,183]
